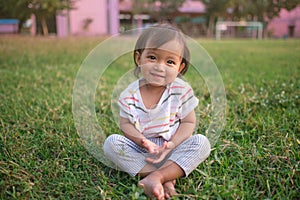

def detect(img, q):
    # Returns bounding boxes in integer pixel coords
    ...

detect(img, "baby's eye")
[148,55,156,60]
[167,60,176,65]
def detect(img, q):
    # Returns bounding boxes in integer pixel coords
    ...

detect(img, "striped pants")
[103,134,211,176]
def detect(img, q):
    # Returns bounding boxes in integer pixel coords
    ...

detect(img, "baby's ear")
[179,62,185,73]
[134,51,141,66]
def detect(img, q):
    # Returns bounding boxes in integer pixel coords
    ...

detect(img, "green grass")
[0,36,299,199]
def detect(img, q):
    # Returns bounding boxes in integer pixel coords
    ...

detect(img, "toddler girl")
[104,23,211,200]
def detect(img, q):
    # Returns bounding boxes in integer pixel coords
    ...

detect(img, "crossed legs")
[138,161,183,200]
[103,134,211,199]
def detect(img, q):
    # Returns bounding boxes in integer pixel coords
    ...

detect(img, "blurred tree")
[0,0,32,32]
[229,0,300,22]
[28,0,76,36]
[202,0,230,37]
[203,0,299,37]
[0,0,75,35]
[131,0,185,22]
[228,0,300,35]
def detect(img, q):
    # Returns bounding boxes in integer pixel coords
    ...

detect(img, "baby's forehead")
[146,40,184,55]
[145,36,183,47]
[143,47,182,57]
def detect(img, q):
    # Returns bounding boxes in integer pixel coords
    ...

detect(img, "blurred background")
[0,0,299,38]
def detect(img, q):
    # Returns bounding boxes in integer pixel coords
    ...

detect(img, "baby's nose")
[154,64,165,71]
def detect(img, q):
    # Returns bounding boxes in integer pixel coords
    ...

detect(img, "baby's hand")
[145,141,173,164]
[141,138,160,154]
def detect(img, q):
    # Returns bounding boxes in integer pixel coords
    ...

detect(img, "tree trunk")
[207,14,215,38]
[18,19,25,34]
[40,15,48,36]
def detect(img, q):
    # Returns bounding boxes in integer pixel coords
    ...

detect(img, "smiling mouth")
[151,73,164,78]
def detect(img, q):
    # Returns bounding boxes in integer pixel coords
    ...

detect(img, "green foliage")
[202,0,230,37]
[0,0,76,35]
[0,0,32,31]
[28,0,75,16]
[227,0,300,22]
[0,0,75,20]
[202,0,300,36]
[29,0,76,35]
[131,0,185,22]
[0,36,299,199]
[0,0,29,18]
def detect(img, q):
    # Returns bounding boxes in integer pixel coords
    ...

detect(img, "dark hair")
[133,23,190,77]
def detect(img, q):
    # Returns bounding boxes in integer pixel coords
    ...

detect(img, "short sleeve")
[118,94,130,118]
[118,90,133,120]
[119,108,129,118]
[117,80,139,123]
[177,82,199,119]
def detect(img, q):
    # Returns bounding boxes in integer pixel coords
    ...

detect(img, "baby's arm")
[145,110,196,164]
[120,117,159,153]
[169,110,196,147]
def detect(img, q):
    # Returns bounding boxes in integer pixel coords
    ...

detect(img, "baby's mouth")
[151,72,164,78]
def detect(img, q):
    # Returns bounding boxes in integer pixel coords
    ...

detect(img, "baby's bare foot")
[138,173,165,200]
[163,180,178,199]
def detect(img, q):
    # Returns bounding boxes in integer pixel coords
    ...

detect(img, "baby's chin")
[140,79,166,87]
[146,81,168,87]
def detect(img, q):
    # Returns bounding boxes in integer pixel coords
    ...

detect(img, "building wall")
[69,0,107,36]
[0,19,19,34]
[267,6,300,38]
[56,11,69,37]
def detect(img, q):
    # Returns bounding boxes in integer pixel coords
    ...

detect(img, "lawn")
[0,36,299,199]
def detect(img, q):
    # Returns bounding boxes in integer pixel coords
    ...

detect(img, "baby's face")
[136,40,184,87]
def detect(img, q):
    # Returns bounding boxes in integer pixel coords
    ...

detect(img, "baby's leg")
[139,161,184,200]
[138,134,211,199]
[139,164,177,199]
[138,164,164,199]
[139,173,164,200]
[169,134,211,176]
[163,180,177,199]
[139,178,177,199]
[103,134,148,176]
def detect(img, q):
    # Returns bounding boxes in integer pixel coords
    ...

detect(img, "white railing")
[216,21,263,40]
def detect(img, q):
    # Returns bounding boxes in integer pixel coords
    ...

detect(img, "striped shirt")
[118,77,199,140]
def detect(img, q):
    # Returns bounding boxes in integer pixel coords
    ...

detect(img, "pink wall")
[267,6,300,38]
[0,24,18,33]
[69,0,107,36]
[108,0,120,35]
[56,11,68,37]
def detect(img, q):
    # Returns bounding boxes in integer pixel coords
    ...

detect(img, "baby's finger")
[151,152,168,163]
[161,141,168,149]
[145,156,163,164]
